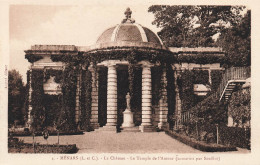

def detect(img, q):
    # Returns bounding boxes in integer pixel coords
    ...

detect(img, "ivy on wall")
[178,70,207,112]
[178,53,225,64]
[58,64,78,131]
[80,69,90,131]
[42,94,61,127]
[151,66,163,108]
[192,70,209,85]
[25,54,43,63]
[30,69,45,131]
[26,46,226,131]
[44,69,63,83]
[132,67,142,125]
[211,70,224,92]
[166,64,176,122]
[24,70,31,124]
[98,67,108,127]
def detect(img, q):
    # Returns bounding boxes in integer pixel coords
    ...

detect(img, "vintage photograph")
[7,4,251,155]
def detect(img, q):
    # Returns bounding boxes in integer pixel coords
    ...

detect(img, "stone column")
[97,63,118,132]
[88,65,99,129]
[172,64,182,130]
[75,72,81,123]
[208,69,212,85]
[106,64,118,127]
[158,67,168,130]
[140,61,154,132]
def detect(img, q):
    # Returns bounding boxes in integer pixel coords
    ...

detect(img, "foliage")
[192,70,209,84]
[44,69,63,83]
[42,94,61,127]
[228,87,251,127]
[151,66,163,107]
[148,5,245,47]
[58,64,78,131]
[219,126,250,149]
[30,69,45,131]
[24,70,31,124]
[131,67,142,125]
[166,130,237,152]
[128,63,135,101]
[211,70,224,92]
[216,10,251,66]
[189,93,226,124]
[80,69,92,131]
[98,67,108,126]
[50,47,175,65]
[25,54,43,63]
[8,70,26,126]
[8,140,78,153]
[166,65,176,121]
[178,70,206,112]
[177,53,225,64]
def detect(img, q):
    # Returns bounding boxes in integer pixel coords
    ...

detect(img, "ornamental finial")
[125,7,132,19]
[122,7,135,23]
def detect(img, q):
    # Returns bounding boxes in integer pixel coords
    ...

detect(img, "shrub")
[228,87,251,127]
[166,130,237,152]
[219,126,250,149]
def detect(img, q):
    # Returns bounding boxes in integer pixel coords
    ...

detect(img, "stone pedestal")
[121,93,139,132]
[227,115,234,127]
[122,109,135,128]
[121,109,139,132]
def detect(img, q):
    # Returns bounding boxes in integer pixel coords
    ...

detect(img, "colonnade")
[88,60,182,132]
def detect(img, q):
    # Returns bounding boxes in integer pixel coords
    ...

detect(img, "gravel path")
[18,131,250,153]
[18,132,201,153]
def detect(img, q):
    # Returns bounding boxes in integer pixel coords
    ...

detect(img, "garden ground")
[17,132,250,153]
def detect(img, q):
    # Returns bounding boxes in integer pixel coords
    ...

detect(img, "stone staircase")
[218,67,250,102]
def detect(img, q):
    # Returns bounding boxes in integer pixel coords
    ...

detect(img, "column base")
[157,122,167,131]
[139,125,156,132]
[97,125,117,132]
[91,123,100,130]
[120,126,140,132]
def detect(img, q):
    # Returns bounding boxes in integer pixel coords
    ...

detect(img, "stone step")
[120,126,140,132]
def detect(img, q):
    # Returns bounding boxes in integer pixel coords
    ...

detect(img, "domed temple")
[25,8,226,132]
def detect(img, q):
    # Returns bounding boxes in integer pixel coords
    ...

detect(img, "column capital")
[138,61,154,68]
[107,62,118,69]
[88,64,94,72]
[171,63,181,70]
[98,60,129,67]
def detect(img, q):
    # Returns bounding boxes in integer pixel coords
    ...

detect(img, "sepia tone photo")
[2,2,255,163]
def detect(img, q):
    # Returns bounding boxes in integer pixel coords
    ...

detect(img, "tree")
[148,5,196,47]
[8,70,26,126]
[216,10,251,66]
[148,5,245,47]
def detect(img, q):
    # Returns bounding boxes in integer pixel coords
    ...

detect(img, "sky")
[9,4,160,83]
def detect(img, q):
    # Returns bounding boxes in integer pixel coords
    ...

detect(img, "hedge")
[166,130,237,152]
[8,138,78,153]
[219,126,250,149]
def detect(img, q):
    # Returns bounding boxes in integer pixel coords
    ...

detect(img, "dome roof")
[96,24,163,45]
[94,8,165,50]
